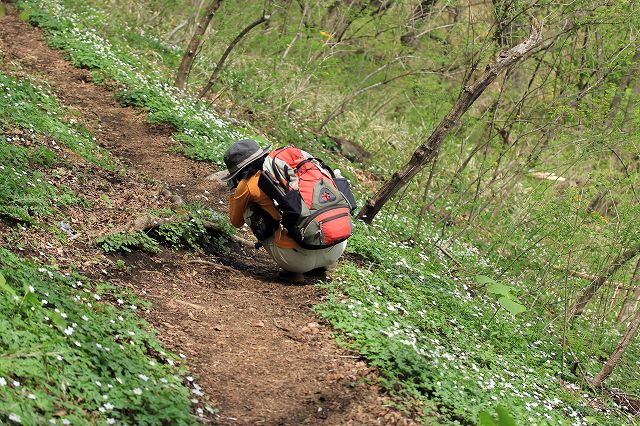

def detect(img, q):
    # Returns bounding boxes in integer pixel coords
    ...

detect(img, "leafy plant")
[475,275,527,316]
[96,206,234,255]
[20,0,252,165]
[96,231,160,254]
[478,405,518,426]
[0,249,198,425]
[0,71,114,170]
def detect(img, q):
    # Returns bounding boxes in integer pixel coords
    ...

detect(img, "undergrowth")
[0,248,198,425]
[96,231,160,254]
[97,206,234,255]
[10,1,640,425]
[0,138,73,223]
[1,46,209,425]
[0,70,114,170]
[17,0,258,164]
[316,222,636,425]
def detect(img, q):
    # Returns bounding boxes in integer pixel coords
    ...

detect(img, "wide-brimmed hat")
[221,139,271,182]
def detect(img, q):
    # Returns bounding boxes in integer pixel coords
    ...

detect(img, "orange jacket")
[228,171,297,249]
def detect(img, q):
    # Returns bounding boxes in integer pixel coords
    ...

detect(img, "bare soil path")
[0,10,415,425]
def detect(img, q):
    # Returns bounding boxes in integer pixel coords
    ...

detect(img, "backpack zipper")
[300,207,349,238]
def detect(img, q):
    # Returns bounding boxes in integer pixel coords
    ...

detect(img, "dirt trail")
[0,11,415,425]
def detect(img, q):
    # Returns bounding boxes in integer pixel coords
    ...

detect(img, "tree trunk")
[174,0,223,91]
[591,307,640,387]
[198,13,270,98]
[357,18,542,223]
[569,244,640,320]
[617,257,640,323]
[604,45,640,129]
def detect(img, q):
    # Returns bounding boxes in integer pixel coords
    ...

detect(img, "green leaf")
[478,411,498,426]
[475,275,496,285]
[19,10,31,22]
[50,311,67,329]
[495,405,518,426]
[487,282,514,297]
[0,272,17,298]
[23,290,40,307]
[498,297,527,315]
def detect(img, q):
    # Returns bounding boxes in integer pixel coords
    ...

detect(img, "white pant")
[262,238,347,273]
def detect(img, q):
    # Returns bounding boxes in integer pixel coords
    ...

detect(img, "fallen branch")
[358,18,543,223]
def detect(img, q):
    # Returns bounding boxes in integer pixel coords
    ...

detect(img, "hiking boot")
[278,270,305,284]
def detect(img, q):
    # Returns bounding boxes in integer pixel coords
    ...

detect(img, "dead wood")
[358,18,543,223]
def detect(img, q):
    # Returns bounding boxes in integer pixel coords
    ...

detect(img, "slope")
[0,8,414,425]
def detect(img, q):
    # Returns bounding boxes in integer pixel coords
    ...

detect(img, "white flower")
[63,327,74,336]
[28,285,35,293]
[9,413,21,423]
[132,388,142,395]
[0,377,6,386]
[81,315,89,321]
[103,403,114,410]
[12,380,20,387]
[138,374,149,382]
[27,393,36,400]
[61,420,70,426]
[106,419,116,425]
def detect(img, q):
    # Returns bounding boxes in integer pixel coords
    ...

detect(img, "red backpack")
[258,147,354,249]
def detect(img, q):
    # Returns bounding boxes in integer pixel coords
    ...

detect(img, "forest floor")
[0,10,416,425]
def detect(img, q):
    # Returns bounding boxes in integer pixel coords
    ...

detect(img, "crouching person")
[222,139,355,283]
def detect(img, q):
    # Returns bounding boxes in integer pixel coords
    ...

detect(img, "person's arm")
[228,181,250,228]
